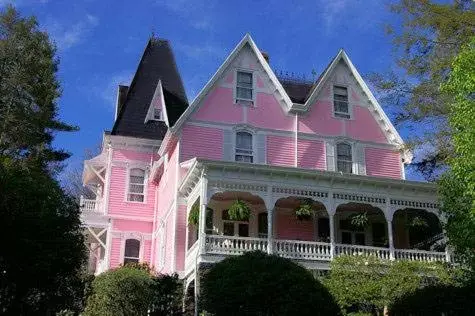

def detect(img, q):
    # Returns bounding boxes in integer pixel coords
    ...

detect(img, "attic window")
[333,86,350,119]
[236,71,253,102]
[153,108,162,121]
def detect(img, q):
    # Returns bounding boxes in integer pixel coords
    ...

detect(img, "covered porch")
[180,159,449,276]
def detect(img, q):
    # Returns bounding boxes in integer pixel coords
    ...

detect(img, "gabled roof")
[112,37,188,140]
[171,34,293,132]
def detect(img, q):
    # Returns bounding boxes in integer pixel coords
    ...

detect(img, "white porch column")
[385,199,395,260]
[329,213,336,259]
[198,175,208,255]
[267,207,274,254]
[266,186,274,254]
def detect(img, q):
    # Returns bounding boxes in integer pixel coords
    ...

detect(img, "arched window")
[128,168,145,202]
[124,239,140,264]
[235,131,253,163]
[258,212,268,238]
[336,143,353,173]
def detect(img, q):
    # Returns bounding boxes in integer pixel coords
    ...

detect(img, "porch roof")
[179,159,438,207]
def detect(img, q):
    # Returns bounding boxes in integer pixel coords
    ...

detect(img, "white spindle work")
[394,249,446,262]
[80,196,102,213]
[273,239,332,260]
[335,244,391,260]
[205,235,268,255]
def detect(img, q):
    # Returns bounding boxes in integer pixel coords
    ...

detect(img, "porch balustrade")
[205,235,268,255]
[80,196,102,213]
[274,239,332,261]
[394,248,447,262]
[334,243,391,260]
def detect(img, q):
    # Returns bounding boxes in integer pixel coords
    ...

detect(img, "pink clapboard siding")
[275,212,315,241]
[174,205,187,272]
[346,106,388,143]
[109,237,122,269]
[163,213,175,274]
[247,94,294,131]
[192,87,243,123]
[266,135,294,167]
[299,101,344,136]
[156,144,178,218]
[180,124,223,162]
[143,240,152,263]
[365,147,402,179]
[112,149,155,162]
[107,166,156,218]
[113,219,152,233]
[297,139,325,170]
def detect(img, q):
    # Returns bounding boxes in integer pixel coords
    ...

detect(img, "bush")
[84,264,183,316]
[201,251,341,316]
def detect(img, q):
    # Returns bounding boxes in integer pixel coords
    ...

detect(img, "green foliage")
[201,251,341,316]
[0,158,86,314]
[324,255,459,315]
[228,199,251,221]
[349,212,369,228]
[84,265,183,316]
[188,200,200,226]
[295,198,314,220]
[438,37,475,270]
[0,5,77,165]
[391,279,475,315]
[369,0,475,179]
[84,266,155,316]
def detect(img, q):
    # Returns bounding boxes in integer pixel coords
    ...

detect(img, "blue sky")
[2,0,417,178]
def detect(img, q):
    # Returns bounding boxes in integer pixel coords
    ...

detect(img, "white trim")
[172,141,180,272]
[106,134,161,153]
[144,80,170,126]
[171,34,293,133]
[104,142,113,216]
[294,113,298,167]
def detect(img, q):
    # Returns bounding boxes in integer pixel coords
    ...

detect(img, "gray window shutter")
[326,142,335,171]
[356,144,366,175]
[223,129,233,161]
[256,133,266,164]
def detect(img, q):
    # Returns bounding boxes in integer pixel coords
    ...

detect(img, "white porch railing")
[80,196,102,213]
[274,239,332,261]
[335,243,391,260]
[185,241,199,273]
[205,235,268,255]
[394,248,446,262]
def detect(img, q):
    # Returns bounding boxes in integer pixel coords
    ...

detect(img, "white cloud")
[46,13,99,51]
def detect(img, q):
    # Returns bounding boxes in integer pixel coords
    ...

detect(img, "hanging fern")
[349,212,369,228]
[188,200,200,226]
[228,200,251,221]
[408,216,429,230]
[295,199,313,221]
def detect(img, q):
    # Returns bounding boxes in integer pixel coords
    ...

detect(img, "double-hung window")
[153,108,162,120]
[336,142,353,173]
[128,168,145,202]
[333,86,350,119]
[236,71,253,102]
[124,239,140,264]
[235,131,253,163]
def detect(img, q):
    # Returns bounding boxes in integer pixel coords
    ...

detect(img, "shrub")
[201,251,341,316]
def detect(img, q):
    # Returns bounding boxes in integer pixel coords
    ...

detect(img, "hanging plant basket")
[188,200,200,226]
[228,200,251,221]
[295,199,314,221]
[407,215,429,231]
[349,211,369,228]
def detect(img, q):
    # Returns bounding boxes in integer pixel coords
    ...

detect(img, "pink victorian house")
[82,34,448,293]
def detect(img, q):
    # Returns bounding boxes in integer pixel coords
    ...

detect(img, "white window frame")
[335,141,355,174]
[152,107,163,121]
[125,165,148,203]
[234,129,255,163]
[332,84,352,119]
[234,69,256,104]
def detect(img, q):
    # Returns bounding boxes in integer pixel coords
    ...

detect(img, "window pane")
[341,231,352,244]
[334,86,348,96]
[334,100,348,113]
[129,184,144,193]
[237,72,252,87]
[238,224,249,237]
[130,168,145,177]
[318,218,330,241]
[125,239,140,258]
[223,222,234,236]
[153,108,161,120]
[236,132,252,149]
[258,213,268,237]
[337,143,352,160]
[237,87,252,100]
[128,194,144,202]
[235,155,253,163]
[337,161,353,173]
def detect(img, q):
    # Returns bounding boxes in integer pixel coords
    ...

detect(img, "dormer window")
[236,71,253,102]
[334,86,350,119]
[153,108,162,121]
[336,142,353,173]
[235,131,253,163]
